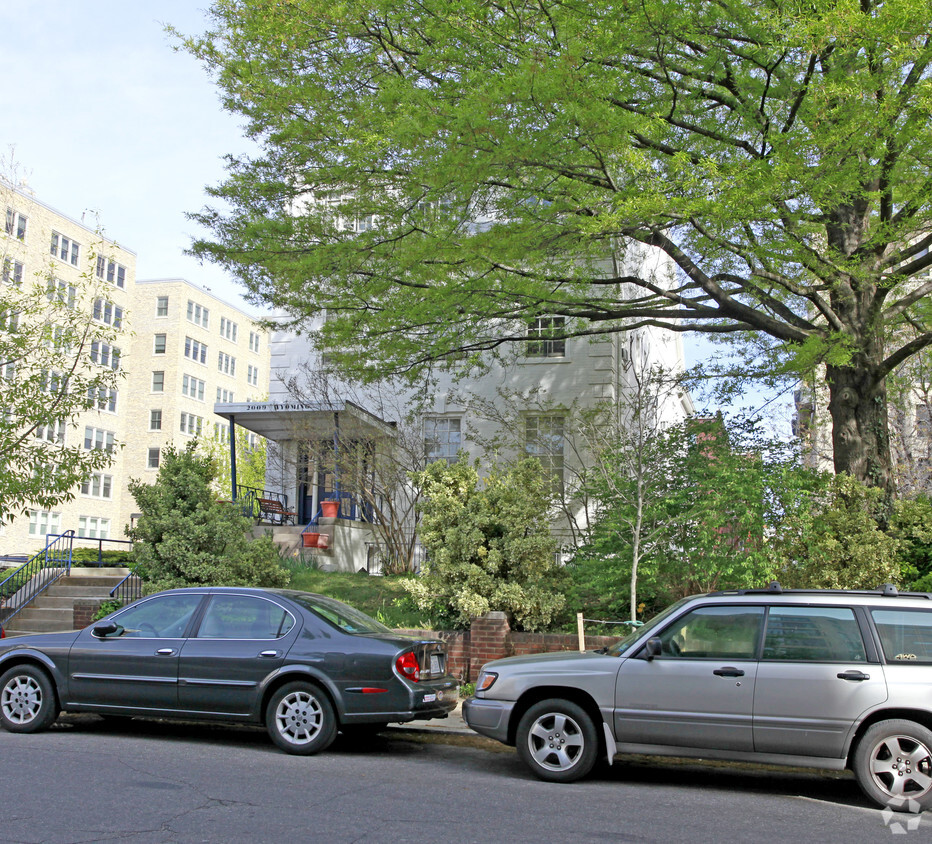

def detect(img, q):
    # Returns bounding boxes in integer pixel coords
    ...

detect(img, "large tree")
[182,0,932,495]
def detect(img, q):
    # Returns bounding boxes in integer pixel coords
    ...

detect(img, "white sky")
[0,1,257,310]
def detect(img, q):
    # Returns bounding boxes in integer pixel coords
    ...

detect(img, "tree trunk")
[825,362,894,499]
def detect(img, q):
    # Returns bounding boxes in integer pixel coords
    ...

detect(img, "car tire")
[0,664,60,734]
[516,699,599,783]
[853,719,932,812]
[265,681,337,755]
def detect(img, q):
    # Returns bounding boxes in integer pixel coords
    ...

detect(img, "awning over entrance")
[213,400,397,441]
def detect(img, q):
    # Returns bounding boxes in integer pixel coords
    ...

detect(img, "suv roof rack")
[706,582,932,600]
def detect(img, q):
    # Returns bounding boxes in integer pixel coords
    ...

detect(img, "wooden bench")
[256,498,297,525]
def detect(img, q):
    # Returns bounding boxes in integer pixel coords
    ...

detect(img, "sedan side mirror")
[92,621,123,638]
[641,637,662,661]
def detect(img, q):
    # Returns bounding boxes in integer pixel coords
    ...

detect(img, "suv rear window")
[871,608,932,663]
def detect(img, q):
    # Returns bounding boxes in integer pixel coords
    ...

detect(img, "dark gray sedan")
[0,587,458,754]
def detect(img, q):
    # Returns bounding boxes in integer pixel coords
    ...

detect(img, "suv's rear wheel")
[516,699,598,783]
[853,719,932,812]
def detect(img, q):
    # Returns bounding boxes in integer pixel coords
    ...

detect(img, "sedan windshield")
[285,592,394,636]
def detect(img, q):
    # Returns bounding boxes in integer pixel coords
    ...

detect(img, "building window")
[218,352,236,376]
[525,414,565,490]
[84,426,116,452]
[247,364,259,387]
[180,412,203,436]
[28,510,61,537]
[220,317,238,342]
[5,208,27,240]
[81,473,113,499]
[217,387,234,403]
[40,370,65,395]
[213,422,230,443]
[526,316,566,358]
[95,256,126,289]
[186,300,209,328]
[249,331,260,353]
[36,421,66,444]
[2,258,23,286]
[47,278,76,308]
[87,386,118,413]
[149,410,162,431]
[152,371,165,392]
[184,336,207,364]
[50,232,80,266]
[182,374,205,401]
[78,516,111,539]
[92,298,123,329]
[153,334,167,354]
[90,341,121,370]
[147,447,161,469]
[917,405,931,438]
[425,417,462,464]
[156,296,169,317]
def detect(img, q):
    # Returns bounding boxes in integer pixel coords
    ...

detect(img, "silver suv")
[463,584,932,813]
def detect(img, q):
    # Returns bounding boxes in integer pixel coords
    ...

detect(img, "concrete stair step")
[68,567,130,577]
[45,584,121,599]
[12,606,74,622]
[4,617,73,633]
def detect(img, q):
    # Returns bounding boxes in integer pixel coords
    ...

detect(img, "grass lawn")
[282,567,434,630]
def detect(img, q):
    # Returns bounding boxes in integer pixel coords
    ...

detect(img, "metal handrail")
[108,568,144,606]
[0,531,75,628]
[235,485,290,520]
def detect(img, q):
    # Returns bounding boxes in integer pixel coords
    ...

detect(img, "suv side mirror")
[642,637,662,661]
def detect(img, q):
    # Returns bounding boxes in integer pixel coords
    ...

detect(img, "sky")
[0,1,257,310]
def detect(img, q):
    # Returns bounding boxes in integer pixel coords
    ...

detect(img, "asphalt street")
[1,713,929,843]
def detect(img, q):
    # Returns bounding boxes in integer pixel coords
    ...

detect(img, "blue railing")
[0,531,75,629]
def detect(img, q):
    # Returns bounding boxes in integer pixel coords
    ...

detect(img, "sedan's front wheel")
[516,699,599,783]
[265,682,337,755]
[0,665,60,733]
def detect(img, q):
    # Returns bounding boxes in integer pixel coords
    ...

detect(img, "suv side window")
[762,607,866,662]
[657,606,763,659]
[871,608,932,663]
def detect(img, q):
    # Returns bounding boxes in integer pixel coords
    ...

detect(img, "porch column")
[229,414,238,501]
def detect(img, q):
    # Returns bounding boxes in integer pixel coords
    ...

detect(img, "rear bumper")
[462,696,514,743]
[341,676,459,725]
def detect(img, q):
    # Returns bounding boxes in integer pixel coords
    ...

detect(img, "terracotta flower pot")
[320,500,339,518]
[302,532,321,548]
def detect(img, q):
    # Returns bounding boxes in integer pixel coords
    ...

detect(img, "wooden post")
[577,612,585,652]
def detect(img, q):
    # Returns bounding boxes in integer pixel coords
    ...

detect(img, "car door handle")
[713,667,745,677]
[259,650,282,658]
[837,670,870,681]
[156,648,176,656]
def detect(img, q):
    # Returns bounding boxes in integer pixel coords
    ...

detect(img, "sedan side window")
[762,607,866,662]
[197,595,295,640]
[113,594,203,638]
[657,606,764,659]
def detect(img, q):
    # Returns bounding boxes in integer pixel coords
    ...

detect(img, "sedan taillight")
[396,651,420,682]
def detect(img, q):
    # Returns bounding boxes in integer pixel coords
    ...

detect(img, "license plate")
[430,654,443,675]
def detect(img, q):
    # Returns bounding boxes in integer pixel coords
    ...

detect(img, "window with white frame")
[182,374,205,401]
[152,371,165,392]
[40,370,65,395]
[87,386,117,413]
[153,333,167,354]
[425,417,462,464]
[180,412,203,436]
[247,364,259,387]
[84,426,116,453]
[2,258,23,286]
[220,316,238,342]
[917,405,932,438]
[1,360,15,381]
[47,278,76,308]
[81,472,113,499]
[217,351,236,376]
[50,232,80,266]
[0,306,19,333]
[92,298,123,329]
[78,516,110,539]
[5,207,27,240]
[90,341,121,370]
[186,300,209,328]
[156,295,169,317]
[525,414,565,490]
[36,420,66,444]
[184,336,207,364]
[95,256,126,289]
[29,510,61,537]
[149,409,162,431]
[526,316,566,357]
[147,447,161,469]
[217,387,234,403]
[213,422,230,443]
[249,331,260,353]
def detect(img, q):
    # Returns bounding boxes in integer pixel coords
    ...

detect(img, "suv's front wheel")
[853,719,932,812]
[516,699,599,783]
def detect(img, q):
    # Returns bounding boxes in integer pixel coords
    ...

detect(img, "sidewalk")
[389,700,473,735]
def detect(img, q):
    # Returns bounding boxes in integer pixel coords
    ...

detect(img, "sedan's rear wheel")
[516,699,598,783]
[0,665,59,733]
[853,719,932,812]
[265,682,337,755]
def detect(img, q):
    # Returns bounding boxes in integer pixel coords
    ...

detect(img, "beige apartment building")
[0,186,270,557]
